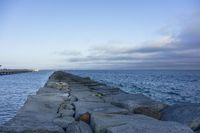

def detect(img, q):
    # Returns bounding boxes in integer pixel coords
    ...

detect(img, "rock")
[19,94,66,116]
[53,117,75,128]
[49,71,68,81]
[69,95,78,102]
[79,112,90,124]
[134,107,161,120]
[59,109,74,117]
[59,102,74,110]
[104,93,167,119]
[0,125,65,133]
[71,89,104,102]
[73,101,129,120]
[66,121,93,133]
[106,123,192,133]
[0,92,67,133]
[195,130,200,133]
[90,113,194,133]
[37,87,67,94]
[45,81,69,90]
[161,103,200,131]
[90,86,123,96]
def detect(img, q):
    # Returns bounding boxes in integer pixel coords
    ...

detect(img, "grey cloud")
[61,12,200,69]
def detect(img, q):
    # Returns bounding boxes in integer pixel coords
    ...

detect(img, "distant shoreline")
[0,69,35,75]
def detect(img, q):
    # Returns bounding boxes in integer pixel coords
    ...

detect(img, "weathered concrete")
[0,71,196,133]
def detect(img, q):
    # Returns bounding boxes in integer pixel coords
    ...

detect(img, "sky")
[0,0,200,70]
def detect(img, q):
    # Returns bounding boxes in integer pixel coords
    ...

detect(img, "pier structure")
[0,71,199,133]
[0,69,35,75]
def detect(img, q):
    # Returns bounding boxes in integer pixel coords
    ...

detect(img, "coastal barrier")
[0,69,35,75]
[0,71,199,133]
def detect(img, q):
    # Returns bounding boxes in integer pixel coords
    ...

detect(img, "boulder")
[89,86,124,96]
[19,94,67,115]
[104,93,167,119]
[37,87,68,94]
[195,130,200,133]
[66,121,93,133]
[161,103,200,131]
[0,125,65,133]
[73,101,128,120]
[0,92,67,133]
[49,71,68,81]
[53,116,75,129]
[90,113,194,133]
[45,81,69,90]
[69,95,78,102]
[58,102,74,111]
[59,109,74,117]
[71,89,104,102]
[79,112,90,124]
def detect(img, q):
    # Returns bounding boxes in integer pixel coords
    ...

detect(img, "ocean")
[0,70,53,124]
[0,70,200,124]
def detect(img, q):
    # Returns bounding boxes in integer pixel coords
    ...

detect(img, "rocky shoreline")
[0,71,199,133]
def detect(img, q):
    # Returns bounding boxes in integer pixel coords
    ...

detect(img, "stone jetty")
[0,71,199,133]
[0,69,35,75]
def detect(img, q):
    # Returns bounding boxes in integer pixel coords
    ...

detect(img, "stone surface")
[89,86,123,96]
[0,125,64,133]
[104,93,167,119]
[48,71,68,81]
[195,130,200,133]
[71,89,104,102]
[66,121,93,133]
[79,112,90,124]
[37,87,69,94]
[161,103,200,131]
[59,109,74,117]
[90,113,194,133]
[73,101,129,120]
[0,85,68,132]
[53,117,75,128]
[45,81,69,90]
[58,102,74,110]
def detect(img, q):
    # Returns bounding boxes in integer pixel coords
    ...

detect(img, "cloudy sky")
[0,0,200,69]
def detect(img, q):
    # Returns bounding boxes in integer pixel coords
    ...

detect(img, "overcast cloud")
[56,12,200,70]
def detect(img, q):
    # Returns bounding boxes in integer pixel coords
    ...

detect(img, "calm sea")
[0,70,200,124]
[0,70,53,124]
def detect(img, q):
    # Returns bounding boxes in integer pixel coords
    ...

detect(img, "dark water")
[0,70,200,124]
[68,70,200,105]
[0,70,53,124]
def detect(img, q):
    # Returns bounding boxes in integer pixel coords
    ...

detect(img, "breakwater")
[0,71,199,133]
[0,69,34,76]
